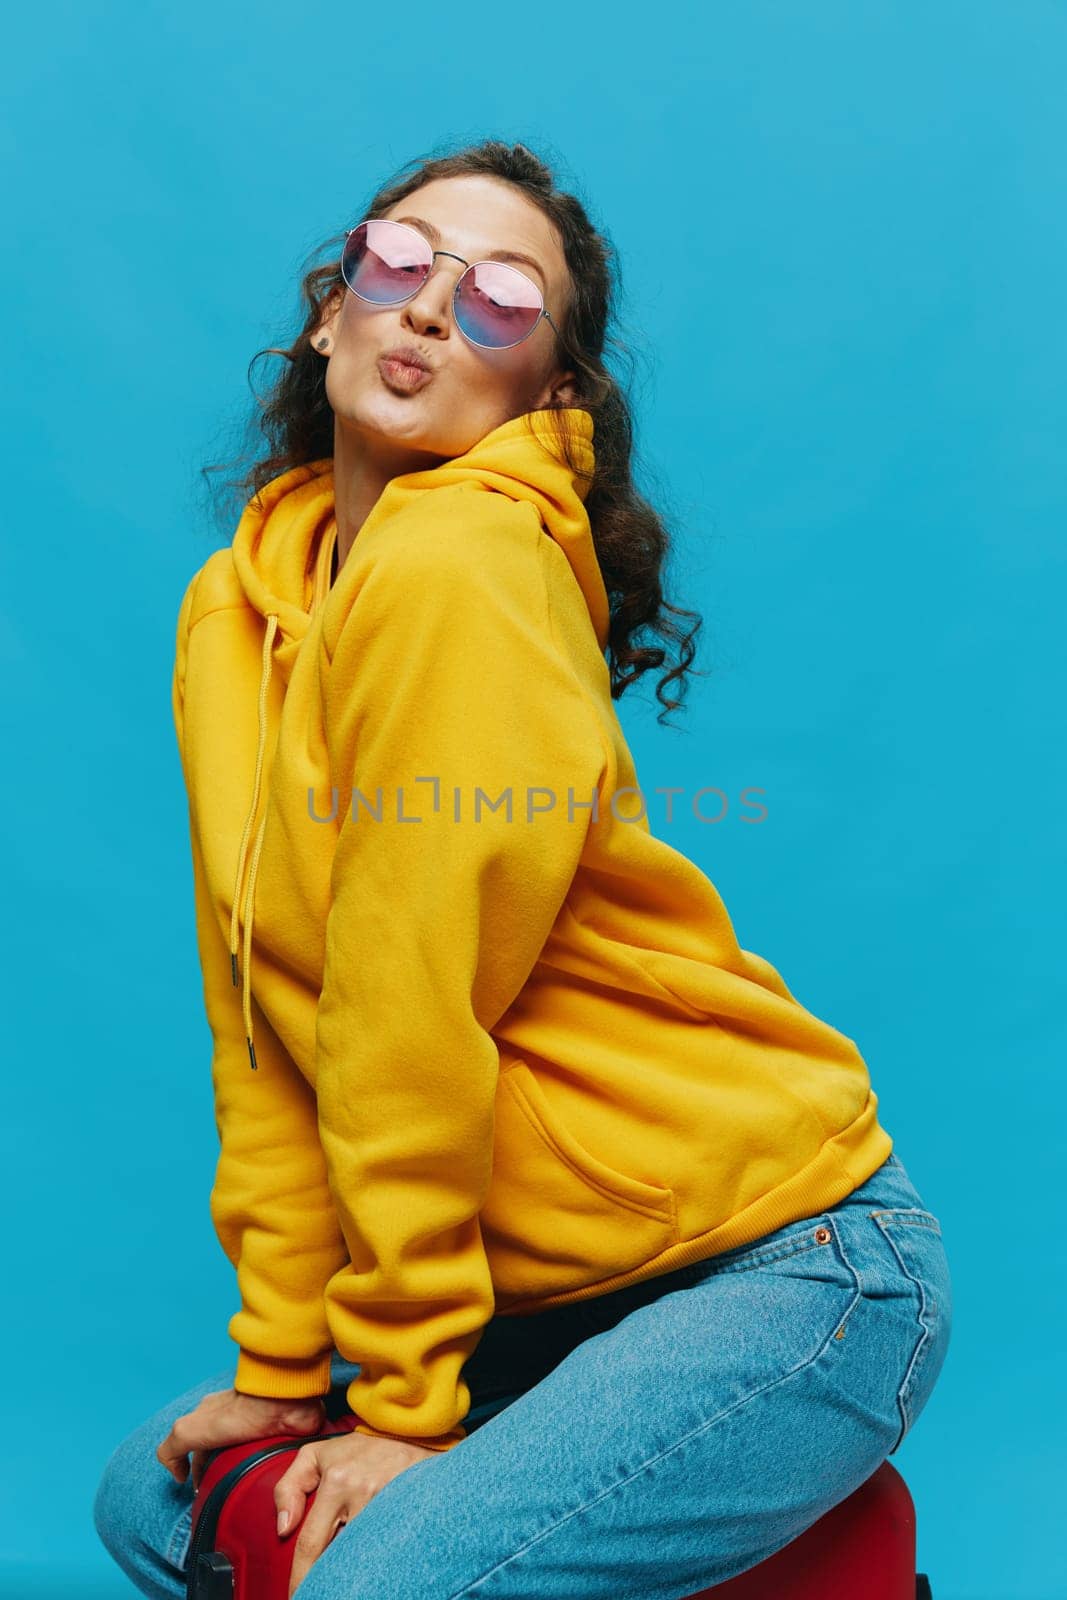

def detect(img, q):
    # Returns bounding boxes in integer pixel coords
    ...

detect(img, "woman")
[94,139,953,1600]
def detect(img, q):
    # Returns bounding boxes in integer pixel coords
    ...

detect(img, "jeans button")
[814,1227,832,1244]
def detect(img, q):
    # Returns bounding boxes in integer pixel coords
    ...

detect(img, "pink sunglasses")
[341,217,561,351]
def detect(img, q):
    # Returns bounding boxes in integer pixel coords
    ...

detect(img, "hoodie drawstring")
[228,612,280,1070]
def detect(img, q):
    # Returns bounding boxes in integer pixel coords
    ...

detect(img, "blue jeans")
[94,1152,952,1598]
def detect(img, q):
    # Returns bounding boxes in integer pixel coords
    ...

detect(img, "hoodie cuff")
[233,1348,334,1399]
[351,1420,466,1453]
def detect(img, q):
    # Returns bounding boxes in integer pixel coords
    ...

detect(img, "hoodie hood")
[225,406,604,1070]
[230,406,605,652]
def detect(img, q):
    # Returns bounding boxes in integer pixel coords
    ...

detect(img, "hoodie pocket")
[482,1061,679,1307]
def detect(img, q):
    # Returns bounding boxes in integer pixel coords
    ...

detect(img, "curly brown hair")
[200,136,707,724]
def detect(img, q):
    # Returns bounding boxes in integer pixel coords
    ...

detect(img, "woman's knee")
[92,1444,128,1557]
[94,1411,181,1553]
[93,1366,235,1565]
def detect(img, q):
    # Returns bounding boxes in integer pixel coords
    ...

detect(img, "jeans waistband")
[553,1153,922,1321]
[833,1150,932,1217]
[616,1153,924,1298]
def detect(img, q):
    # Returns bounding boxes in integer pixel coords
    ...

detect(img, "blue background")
[3,2,1063,1595]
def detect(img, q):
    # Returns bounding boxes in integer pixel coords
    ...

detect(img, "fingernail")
[278,1510,290,1535]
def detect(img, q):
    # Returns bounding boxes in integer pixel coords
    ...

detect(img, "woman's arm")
[173,573,349,1399]
[315,508,607,1450]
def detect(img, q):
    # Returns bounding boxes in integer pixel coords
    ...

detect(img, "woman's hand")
[156,1388,328,1493]
[277,1430,440,1598]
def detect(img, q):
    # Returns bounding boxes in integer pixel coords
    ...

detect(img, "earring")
[316,335,330,351]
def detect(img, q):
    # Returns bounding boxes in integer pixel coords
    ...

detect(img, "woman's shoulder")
[323,492,550,653]
[176,548,249,637]
[354,487,543,580]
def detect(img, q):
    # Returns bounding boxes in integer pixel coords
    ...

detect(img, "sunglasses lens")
[341,220,431,303]
[455,261,543,348]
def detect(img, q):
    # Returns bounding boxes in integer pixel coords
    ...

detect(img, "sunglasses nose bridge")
[396,248,464,311]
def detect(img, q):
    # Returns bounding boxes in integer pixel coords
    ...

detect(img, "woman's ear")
[311,286,345,355]
[544,370,578,408]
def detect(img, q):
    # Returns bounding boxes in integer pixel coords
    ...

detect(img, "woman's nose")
[404,260,462,327]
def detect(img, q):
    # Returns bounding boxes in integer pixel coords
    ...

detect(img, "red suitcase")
[185,1413,935,1599]
[186,1408,363,1600]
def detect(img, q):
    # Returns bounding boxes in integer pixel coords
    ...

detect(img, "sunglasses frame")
[341,218,561,351]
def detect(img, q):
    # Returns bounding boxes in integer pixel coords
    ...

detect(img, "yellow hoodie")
[172,406,892,1452]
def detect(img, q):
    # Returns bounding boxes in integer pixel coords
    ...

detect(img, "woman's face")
[314,174,578,464]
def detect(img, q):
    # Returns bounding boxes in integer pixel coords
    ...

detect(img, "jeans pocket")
[870,1208,953,1453]
[681,1208,844,1279]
